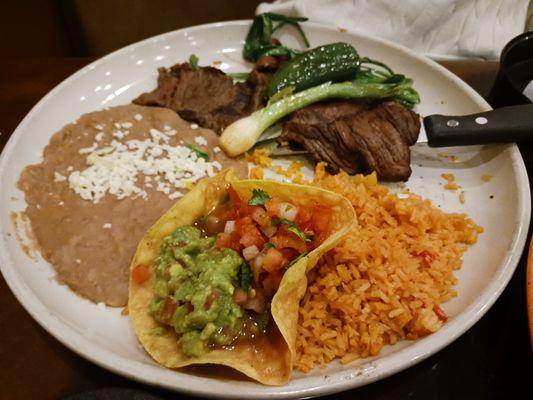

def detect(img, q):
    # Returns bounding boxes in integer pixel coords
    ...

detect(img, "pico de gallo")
[201,187,333,304]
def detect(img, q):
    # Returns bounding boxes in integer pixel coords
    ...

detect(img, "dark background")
[0,2,532,400]
[0,0,264,57]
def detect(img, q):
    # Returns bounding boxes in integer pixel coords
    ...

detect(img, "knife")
[268,104,533,157]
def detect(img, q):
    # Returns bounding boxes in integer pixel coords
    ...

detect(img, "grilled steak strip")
[133,56,281,133]
[281,100,421,181]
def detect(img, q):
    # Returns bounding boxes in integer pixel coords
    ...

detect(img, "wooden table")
[0,58,531,400]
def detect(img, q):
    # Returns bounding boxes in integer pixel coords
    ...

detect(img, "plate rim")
[0,19,531,399]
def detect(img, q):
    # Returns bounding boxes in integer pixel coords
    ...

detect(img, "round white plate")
[0,20,530,399]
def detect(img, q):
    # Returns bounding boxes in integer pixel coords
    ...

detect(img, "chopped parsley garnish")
[186,144,209,161]
[263,242,276,250]
[248,189,271,206]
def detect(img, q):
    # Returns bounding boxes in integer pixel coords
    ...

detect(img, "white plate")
[0,21,530,399]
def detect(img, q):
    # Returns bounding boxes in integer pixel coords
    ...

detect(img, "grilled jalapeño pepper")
[266,42,360,98]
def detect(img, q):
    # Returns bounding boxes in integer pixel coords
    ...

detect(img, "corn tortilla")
[128,170,355,384]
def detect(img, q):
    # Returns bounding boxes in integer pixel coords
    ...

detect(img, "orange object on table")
[527,238,533,350]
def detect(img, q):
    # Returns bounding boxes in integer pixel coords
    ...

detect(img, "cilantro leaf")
[272,218,312,242]
[189,54,199,71]
[248,189,271,206]
[264,242,276,250]
[288,226,312,242]
[186,144,209,161]
[239,262,252,292]
[271,218,295,227]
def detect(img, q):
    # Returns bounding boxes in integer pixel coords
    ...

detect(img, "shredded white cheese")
[95,131,105,142]
[213,146,221,153]
[79,143,98,154]
[134,114,143,121]
[102,223,112,229]
[54,172,67,182]
[194,136,208,146]
[190,123,199,129]
[169,192,183,200]
[67,127,222,203]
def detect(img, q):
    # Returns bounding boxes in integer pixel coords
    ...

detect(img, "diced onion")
[243,291,266,313]
[242,245,259,261]
[278,202,298,221]
[251,253,265,283]
[224,220,235,234]
[252,253,264,268]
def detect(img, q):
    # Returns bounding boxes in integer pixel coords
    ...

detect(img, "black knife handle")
[424,104,533,147]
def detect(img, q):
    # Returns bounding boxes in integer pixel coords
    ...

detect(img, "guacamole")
[149,226,244,357]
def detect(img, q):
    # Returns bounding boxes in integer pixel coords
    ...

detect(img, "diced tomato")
[216,232,230,248]
[250,206,272,228]
[227,186,250,218]
[162,297,176,321]
[264,197,284,218]
[279,248,299,262]
[215,232,241,252]
[232,288,248,305]
[262,248,288,273]
[239,222,266,248]
[131,264,150,284]
[270,227,307,253]
[296,205,313,226]
[309,205,332,243]
[311,205,332,233]
[204,289,220,310]
[262,270,283,296]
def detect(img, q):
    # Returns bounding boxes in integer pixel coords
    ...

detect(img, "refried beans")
[17,104,247,306]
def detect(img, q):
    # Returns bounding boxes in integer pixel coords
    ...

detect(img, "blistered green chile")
[266,42,361,97]
[149,226,244,357]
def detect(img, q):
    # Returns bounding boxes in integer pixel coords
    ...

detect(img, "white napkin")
[257,0,531,60]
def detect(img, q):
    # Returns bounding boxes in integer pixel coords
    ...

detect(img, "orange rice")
[295,164,482,372]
